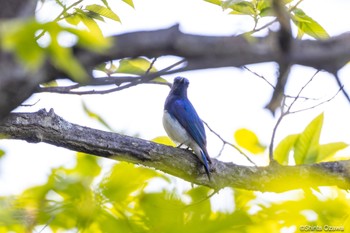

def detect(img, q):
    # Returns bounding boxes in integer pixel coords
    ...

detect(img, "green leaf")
[122,0,134,8]
[73,153,101,179]
[100,0,111,9]
[82,101,114,131]
[117,58,158,75]
[64,13,81,26]
[100,163,158,202]
[234,128,266,154]
[0,149,5,159]
[224,1,255,15]
[256,0,272,17]
[316,142,348,162]
[1,20,45,70]
[85,4,121,22]
[75,10,104,37]
[86,11,106,22]
[152,136,176,147]
[294,113,324,164]
[274,134,299,165]
[204,0,222,7]
[291,8,329,39]
[41,80,59,87]
[48,36,88,83]
[65,27,110,52]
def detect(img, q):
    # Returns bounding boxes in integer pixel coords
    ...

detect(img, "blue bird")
[163,77,212,180]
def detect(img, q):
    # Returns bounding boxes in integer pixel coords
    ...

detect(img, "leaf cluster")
[205,0,328,39]
[0,0,134,82]
[1,152,349,232]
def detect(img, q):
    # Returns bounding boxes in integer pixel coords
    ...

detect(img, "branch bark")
[1,109,350,192]
[1,24,350,120]
[76,25,350,74]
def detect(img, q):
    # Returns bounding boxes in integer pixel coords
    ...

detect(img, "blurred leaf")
[256,0,272,17]
[86,11,106,22]
[274,134,299,165]
[0,149,5,159]
[100,0,111,9]
[1,20,45,70]
[234,188,256,211]
[152,136,176,147]
[204,0,222,6]
[294,113,323,164]
[152,77,170,84]
[225,1,255,15]
[291,8,329,39]
[65,27,110,52]
[138,192,185,232]
[47,33,88,83]
[117,58,157,75]
[41,80,58,87]
[75,9,104,37]
[100,163,158,203]
[64,13,81,26]
[234,128,266,154]
[82,101,114,131]
[122,0,134,8]
[73,153,101,179]
[85,4,121,22]
[316,142,348,162]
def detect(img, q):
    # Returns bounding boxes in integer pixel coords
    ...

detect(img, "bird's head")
[170,76,189,97]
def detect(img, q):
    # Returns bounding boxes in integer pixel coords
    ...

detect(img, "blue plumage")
[163,77,212,180]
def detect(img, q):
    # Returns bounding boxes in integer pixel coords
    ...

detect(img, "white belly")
[163,110,191,145]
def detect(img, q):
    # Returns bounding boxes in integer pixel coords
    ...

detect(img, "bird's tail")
[200,150,211,180]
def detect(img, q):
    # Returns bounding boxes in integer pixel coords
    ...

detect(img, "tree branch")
[75,25,350,75]
[1,25,350,121]
[1,109,350,192]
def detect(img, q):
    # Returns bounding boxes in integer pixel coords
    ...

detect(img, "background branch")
[1,109,350,192]
[1,24,350,120]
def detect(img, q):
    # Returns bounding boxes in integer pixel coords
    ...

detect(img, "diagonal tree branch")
[1,109,350,192]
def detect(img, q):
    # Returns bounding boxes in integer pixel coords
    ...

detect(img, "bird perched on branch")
[163,76,212,180]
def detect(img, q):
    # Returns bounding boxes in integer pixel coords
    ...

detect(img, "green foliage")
[85,4,121,22]
[291,8,329,39]
[1,153,350,232]
[234,128,266,154]
[204,0,329,39]
[116,58,168,84]
[274,134,298,165]
[281,3,329,39]
[1,19,109,82]
[0,0,133,82]
[274,113,348,165]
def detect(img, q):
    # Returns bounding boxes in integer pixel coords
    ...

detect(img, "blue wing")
[167,98,207,150]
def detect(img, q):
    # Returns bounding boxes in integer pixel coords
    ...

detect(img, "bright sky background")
[1,0,350,215]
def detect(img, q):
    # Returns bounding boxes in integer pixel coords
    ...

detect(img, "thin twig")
[334,72,350,104]
[20,99,41,107]
[268,70,334,164]
[244,65,316,101]
[202,121,257,166]
[184,189,219,209]
[145,57,158,74]
[37,59,186,95]
[243,65,275,89]
[35,0,83,40]
[290,85,343,114]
